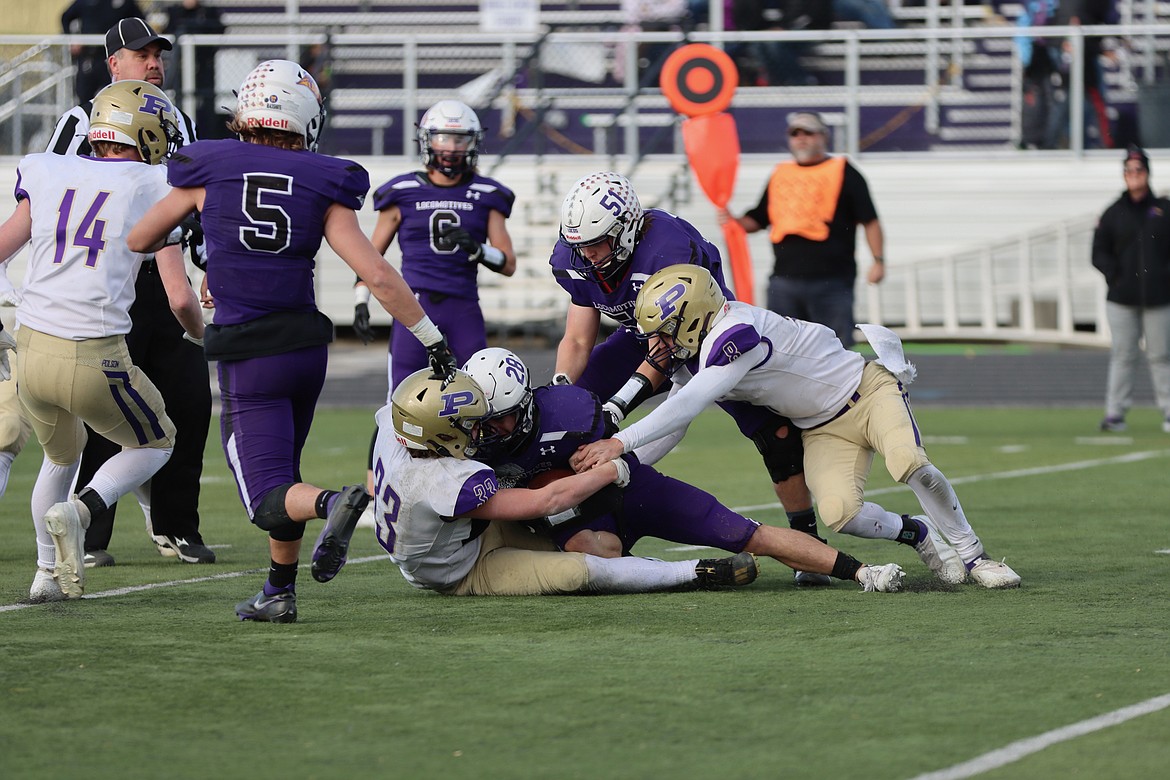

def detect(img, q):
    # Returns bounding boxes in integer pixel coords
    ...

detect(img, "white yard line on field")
[730,449,1170,513]
[0,554,390,613]
[905,692,1170,780]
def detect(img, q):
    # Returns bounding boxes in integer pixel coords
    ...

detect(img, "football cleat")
[29,567,67,603]
[311,485,372,583]
[45,499,87,599]
[910,515,967,584]
[793,570,833,586]
[83,549,116,569]
[1099,416,1127,432]
[967,557,1021,589]
[152,534,216,564]
[695,552,759,589]
[858,563,905,593]
[235,588,297,623]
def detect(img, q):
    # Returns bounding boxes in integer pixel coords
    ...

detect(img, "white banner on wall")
[480,0,540,32]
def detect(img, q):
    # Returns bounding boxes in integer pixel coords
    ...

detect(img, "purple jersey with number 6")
[372,171,514,299]
[167,138,369,325]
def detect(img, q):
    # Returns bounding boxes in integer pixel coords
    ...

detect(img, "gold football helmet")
[634,264,728,375]
[89,80,180,165]
[390,368,490,459]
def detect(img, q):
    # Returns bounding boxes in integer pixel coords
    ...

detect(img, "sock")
[895,515,925,547]
[265,560,298,594]
[583,555,695,592]
[785,508,824,542]
[76,487,106,528]
[0,451,15,498]
[315,489,340,519]
[87,447,171,511]
[905,464,982,561]
[839,502,904,541]
[830,551,863,581]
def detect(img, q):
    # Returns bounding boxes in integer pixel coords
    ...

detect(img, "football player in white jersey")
[372,368,760,596]
[0,268,31,500]
[0,80,204,602]
[572,265,1022,589]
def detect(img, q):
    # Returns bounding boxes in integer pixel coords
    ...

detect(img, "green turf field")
[2,405,1168,779]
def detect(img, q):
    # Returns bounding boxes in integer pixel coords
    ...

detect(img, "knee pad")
[253,483,296,531]
[819,494,863,532]
[885,444,930,483]
[268,519,306,543]
[0,413,26,452]
[749,417,805,483]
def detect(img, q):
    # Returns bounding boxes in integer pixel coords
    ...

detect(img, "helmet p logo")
[139,92,172,117]
[654,282,688,318]
[440,390,478,418]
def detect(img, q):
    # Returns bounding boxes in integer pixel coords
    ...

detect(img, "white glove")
[183,331,205,348]
[0,329,15,381]
[0,287,21,307]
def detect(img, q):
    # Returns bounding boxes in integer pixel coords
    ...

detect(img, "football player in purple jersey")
[550,171,830,585]
[359,99,516,394]
[129,60,459,623]
[457,347,905,592]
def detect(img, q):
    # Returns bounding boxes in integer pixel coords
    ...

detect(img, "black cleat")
[695,552,759,589]
[153,534,217,564]
[311,485,371,583]
[236,589,297,623]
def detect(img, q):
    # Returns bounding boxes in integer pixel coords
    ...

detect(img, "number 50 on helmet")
[390,369,489,459]
[634,264,728,376]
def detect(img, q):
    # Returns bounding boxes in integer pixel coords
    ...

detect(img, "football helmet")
[560,171,644,289]
[236,59,326,151]
[460,347,536,457]
[88,80,180,165]
[634,264,728,376]
[417,100,482,178]
[390,368,489,459]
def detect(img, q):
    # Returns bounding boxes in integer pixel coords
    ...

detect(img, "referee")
[46,18,214,565]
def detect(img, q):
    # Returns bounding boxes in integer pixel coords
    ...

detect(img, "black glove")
[602,408,621,438]
[426,337,458,384]
[440,226,484,263]
[353,303,375,345]
[180,213,207,270]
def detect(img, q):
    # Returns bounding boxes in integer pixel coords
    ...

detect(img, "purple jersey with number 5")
[548,209,734,328]
[372,171,514,299]
[166,139,369,325]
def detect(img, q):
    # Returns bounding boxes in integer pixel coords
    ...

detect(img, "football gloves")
[180,213,207,270]
[426,337,458,384]
[441,226,484,263]
[353,303,375,345]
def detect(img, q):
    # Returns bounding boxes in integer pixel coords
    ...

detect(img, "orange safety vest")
[766,157,846,244]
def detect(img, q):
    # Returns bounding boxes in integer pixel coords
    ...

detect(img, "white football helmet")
[634,264,728,376]
[236,59,326,151]
[460,347,536,457]
[560,171,644,289]
[417,100,482,178]
[88,80,180,165]
[390,369,489,459]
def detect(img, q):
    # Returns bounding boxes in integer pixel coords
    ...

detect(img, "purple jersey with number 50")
[372,171,514,299]
[548,208,734,328]
[167,139,369,325]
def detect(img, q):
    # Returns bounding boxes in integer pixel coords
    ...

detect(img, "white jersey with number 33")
[14,152,170,340]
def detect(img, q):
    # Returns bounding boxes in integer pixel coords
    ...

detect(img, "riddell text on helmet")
[246,116,290,129]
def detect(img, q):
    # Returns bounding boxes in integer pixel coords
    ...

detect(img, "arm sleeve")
[631,426,687,467]
[614,359,754,452]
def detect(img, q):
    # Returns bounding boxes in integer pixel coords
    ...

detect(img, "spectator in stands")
[731,0,831,87]
[717,111,885,348]
[1046,0,1117,149]
[1091,145,1170,434]
[61,0,145,103]
[164,0,226,138]
[833,0,896,29]
[1015,0,1061,149]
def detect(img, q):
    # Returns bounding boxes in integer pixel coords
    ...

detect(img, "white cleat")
[911,515,967,584]
[46,500,86,599]
[968,557,1021,589]
[858,563,905,593]
[29,567,67,603]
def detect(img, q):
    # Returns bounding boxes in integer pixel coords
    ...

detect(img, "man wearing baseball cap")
[717,111,886,348]
[44,18,214,569]
[61,0,145,104]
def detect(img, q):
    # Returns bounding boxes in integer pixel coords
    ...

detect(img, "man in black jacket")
[1091,145,1170,433]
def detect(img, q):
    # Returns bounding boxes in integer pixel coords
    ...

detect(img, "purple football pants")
[217,345,328,516]
[388,291,486,395]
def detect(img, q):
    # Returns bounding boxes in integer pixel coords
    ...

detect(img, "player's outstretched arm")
[554,304,601,383]
[466,459,629,522]
[128,187,203,254]
[0,200,32,265]
[154,244,204,342]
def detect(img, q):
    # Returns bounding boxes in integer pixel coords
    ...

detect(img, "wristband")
[610,457,631,488]
[354,285,372,305]
[552,372,572,386]
[873,255,885,264]
[407,314,443,347]
[608,373,655,418]
[479,245,506,273]
[602,401,624,424]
